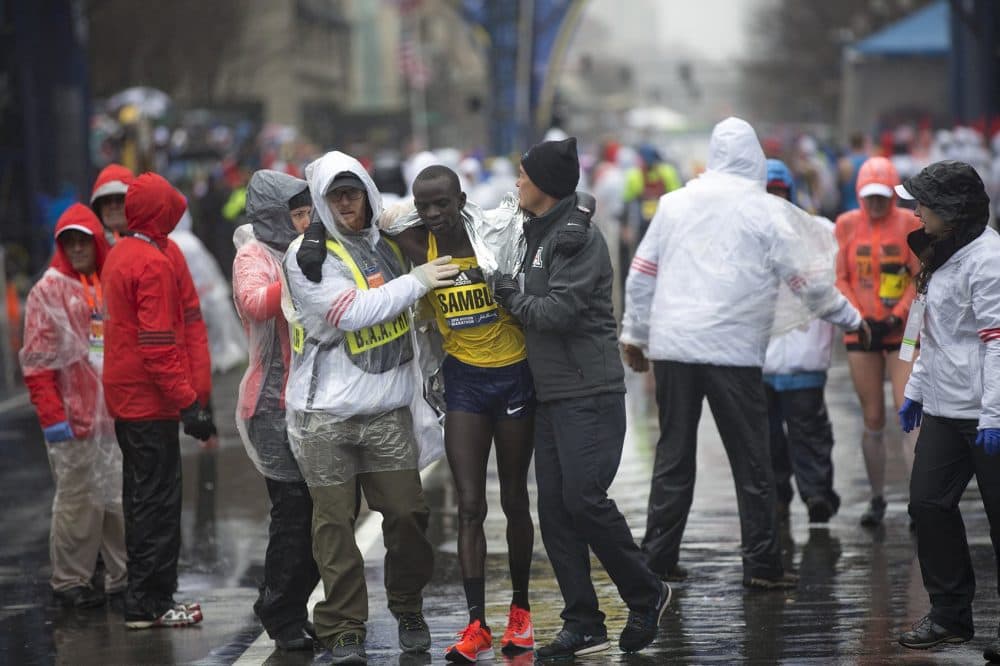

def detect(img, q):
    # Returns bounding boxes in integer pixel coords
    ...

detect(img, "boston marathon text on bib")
[434,269,500,330]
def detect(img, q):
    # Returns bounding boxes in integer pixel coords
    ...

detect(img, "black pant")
[643,361,782,579]
[765,384,840,512]
[534,392,659,635]
[910,413,1000,637]
[115,419,182,619]
[254,477,320,637]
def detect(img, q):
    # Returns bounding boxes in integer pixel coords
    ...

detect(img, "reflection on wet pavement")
[2,358,998,664]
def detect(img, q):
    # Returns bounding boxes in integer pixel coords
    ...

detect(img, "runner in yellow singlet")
[395,165,536,662]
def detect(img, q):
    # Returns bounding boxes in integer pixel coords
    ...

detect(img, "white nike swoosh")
[506,404,525,415]
[513,627,532,639]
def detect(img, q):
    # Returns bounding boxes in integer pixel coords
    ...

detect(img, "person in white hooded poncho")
[282,150,457,661]
[620,117,868,589]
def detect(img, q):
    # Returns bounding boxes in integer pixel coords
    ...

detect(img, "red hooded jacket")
[101,173,210,420]
[835,157,922,346]
[20,204,112,435]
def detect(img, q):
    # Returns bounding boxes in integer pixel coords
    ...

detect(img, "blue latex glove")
[43,421,74,443]
[899,399,923,433]
[976,428,1000,456]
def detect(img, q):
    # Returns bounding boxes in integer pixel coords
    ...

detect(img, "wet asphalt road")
[1,351,998,665]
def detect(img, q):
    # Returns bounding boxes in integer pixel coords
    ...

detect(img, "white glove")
[410,255,459,289]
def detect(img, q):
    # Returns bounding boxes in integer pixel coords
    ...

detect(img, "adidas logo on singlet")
[453,272,472,286]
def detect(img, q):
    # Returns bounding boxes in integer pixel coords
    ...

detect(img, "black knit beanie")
[288,187,312,210]
[521,137,580,199]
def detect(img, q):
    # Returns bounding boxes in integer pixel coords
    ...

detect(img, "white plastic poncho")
[282,151,444,486]
[170,210,248,373]
[232,169,310,482]
[19,269,122,511]
[621,117,861,367]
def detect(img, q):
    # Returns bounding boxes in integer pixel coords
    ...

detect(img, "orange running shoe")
[445,619,494,663]
[501,604,534,653]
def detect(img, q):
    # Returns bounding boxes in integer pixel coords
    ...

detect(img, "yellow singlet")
[427,233,526,368]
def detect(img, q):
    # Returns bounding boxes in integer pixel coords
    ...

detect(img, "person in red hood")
[19,204,128,609]
[835,156,922,528]
[90,163,134,243]
[102,172,215,629]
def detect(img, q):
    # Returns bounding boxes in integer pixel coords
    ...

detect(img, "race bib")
[434,270,499,330]
[88,312,104,369]
[879,263,909,303]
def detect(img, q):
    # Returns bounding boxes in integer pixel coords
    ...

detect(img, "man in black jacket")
[493,137,669,660]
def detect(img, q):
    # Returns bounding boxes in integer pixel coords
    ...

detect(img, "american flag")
[399,30,430,90]
[396,0,429,89]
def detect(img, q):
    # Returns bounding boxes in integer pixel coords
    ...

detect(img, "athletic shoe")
[806,497,833,524]
[619,581,672,653]
[898,615,971,649]
[397,611,431,653]
[53,586,105,609]
[860,496,887,527]
[330,632,367,664]
[275,625,315,651]
[501,604,534,652]
[445,619,493,663]
[534,629,609,660]
[125,605,203,629]
[743,572,799,590]
[984,640,1000,663]
[663,565,688,582]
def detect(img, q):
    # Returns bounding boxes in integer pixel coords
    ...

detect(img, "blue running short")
[441,355,535,419]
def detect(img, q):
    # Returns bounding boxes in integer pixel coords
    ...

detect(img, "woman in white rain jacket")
[896,161,1000,656]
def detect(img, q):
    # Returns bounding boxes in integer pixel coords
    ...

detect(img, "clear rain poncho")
[622,117,861,367]
[282,151,444,487]
[232,169,309,482]
[170,210,248,373]
[20,269,122,511]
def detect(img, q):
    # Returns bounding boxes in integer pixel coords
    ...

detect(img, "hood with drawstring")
[51,204,111,278]
[125,172,187,244]
[247,170,309,252]
[90,163,134,206]
[855,157,900,218]
[306,151,383,247]
[706,117,767,185]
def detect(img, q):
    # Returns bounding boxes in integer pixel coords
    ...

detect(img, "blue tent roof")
[851,1,950,57]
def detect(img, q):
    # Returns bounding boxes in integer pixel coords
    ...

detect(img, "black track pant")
[115,419,182,619]
[255,477,321,637]
[642,361,782,580]
[910,413,1000,638]
[765,384,839,512]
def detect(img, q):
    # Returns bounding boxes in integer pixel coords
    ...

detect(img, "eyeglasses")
[326,188,364,203]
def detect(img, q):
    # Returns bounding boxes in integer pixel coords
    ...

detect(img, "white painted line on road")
[0,392,29,414]
[234,460,441,664]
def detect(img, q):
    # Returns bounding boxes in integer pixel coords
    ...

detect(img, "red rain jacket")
[21,205,111,434]
[835,157,922,346]
[101,173,210,420]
